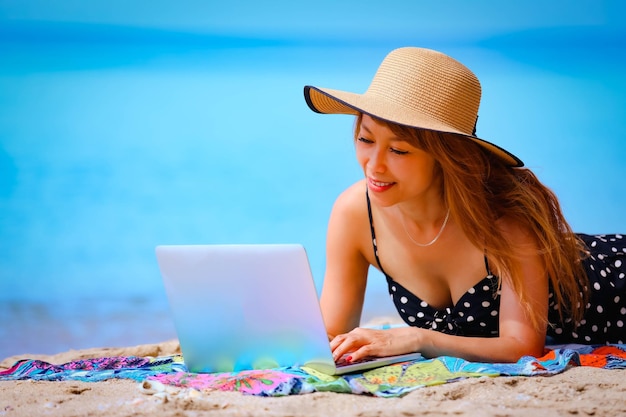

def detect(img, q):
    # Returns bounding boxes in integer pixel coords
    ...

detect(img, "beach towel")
[2,344,625,398]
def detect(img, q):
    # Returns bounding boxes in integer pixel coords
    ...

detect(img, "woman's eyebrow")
[360,124,372,134]
[360,123,404,141]
[361,126,412,146]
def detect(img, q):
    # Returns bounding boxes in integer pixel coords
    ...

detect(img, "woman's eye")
[390,148,408,155]
[357,137,374,144]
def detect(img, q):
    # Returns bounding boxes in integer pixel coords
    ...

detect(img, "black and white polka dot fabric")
[548,233,625,344]
[386,272,501,337]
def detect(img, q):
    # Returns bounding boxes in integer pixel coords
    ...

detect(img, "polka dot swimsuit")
[548,233,626,344]
[366,191,626,344]
[385,269,501,337]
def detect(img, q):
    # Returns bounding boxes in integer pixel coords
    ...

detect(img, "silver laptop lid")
[156,244,335,373]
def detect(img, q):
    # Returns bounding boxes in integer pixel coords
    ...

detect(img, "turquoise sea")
[0,22,624,360]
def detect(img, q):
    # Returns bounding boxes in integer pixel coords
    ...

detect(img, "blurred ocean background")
[1,1,625,360]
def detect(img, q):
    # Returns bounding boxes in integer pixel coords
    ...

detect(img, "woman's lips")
[368,178,395,192]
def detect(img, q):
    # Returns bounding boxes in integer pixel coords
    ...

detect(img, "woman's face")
[355,114,440,207]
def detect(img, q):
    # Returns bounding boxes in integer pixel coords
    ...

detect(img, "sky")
[0,0,623,40]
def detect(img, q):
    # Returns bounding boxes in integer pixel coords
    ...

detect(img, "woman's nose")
[368,149,387,173]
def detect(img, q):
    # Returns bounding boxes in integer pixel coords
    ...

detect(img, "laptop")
[155,244,422,375]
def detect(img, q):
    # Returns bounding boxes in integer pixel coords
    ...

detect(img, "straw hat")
[303,47,523,167]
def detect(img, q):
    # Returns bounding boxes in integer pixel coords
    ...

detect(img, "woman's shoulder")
[327,180,371,239]
[494,215,540,254]
[332,179,367,214]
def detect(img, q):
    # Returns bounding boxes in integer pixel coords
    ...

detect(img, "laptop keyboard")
[335,354,374,368]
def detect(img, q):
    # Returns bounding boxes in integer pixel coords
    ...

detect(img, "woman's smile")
[367,177,396,192]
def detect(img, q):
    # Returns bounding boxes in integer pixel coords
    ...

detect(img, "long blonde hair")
[354,114,588,329]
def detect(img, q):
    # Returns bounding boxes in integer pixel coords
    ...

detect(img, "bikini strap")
[484,254,493,276]
[366,189,390,277]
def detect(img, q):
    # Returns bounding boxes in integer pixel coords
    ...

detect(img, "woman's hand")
[330,327,419,362]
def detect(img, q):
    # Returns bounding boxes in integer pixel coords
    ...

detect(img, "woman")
[303,47,625,363]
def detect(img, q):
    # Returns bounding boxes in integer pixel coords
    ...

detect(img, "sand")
[1,340,626,417]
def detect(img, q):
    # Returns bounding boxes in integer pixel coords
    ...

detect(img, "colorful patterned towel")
[2,344,625,397]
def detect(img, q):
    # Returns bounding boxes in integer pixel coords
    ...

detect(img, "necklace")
[401,208,450,247]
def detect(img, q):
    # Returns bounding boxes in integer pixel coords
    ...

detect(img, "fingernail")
[346,356,353,363]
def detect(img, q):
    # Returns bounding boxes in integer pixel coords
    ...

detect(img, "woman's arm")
[320,181,372,339]
[329,218,549,363]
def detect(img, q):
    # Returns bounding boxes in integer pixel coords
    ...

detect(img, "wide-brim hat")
[303,47,523,167]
